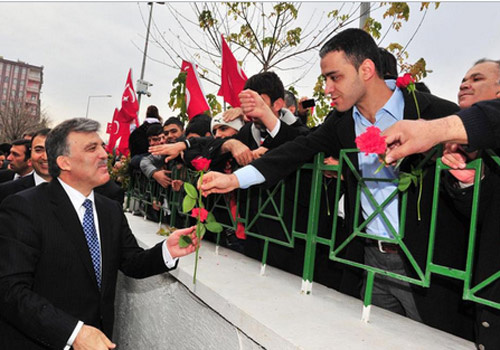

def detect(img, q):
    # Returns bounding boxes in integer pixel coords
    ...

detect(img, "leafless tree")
[0,104,52,142]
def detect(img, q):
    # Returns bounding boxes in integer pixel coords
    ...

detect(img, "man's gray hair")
[474,58,500,84]
[46,118,100,178]
[284,91,297,110]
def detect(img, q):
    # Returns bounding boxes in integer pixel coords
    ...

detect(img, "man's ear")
[496,90,500,98]
[272,98,285,114]
[359,58,377,81]
[56,155,71,172]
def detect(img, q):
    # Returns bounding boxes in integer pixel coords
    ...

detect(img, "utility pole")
[137,2,154,108]
[359,2,370,29]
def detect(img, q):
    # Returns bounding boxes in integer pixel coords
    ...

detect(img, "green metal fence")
[125,148,500,312]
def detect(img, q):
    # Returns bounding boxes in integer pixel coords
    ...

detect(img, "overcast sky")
[1,1,499,140]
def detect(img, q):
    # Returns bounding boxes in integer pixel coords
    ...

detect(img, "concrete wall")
[114,273,263,350]
[115,213,475,350]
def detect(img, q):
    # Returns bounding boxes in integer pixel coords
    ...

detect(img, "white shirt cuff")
[267,119,281,138]
[162,241,179,269]
[234,165,266,189]
[65,320,83,350]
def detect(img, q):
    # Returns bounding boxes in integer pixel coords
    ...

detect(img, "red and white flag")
[217,35,248,107]
[106,108,133,156]
[181,60,210,120]
[121,68,139,127]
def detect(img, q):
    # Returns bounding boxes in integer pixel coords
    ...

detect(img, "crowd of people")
[1,27,499,349]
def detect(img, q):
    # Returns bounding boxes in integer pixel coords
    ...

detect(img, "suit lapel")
[48,180,100,290]
[336,112,359,170]
[24,174,35,189]
[402,88,431,120]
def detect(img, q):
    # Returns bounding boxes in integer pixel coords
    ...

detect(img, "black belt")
[366,239,400,254]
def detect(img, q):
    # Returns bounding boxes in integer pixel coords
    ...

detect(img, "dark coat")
[0,173,35,203]
[95,179,125,206]
[0,169,14,184]
[444,154,500,348]
[128,121,161,157]
[235,117,309,151]
[0,180,172,349]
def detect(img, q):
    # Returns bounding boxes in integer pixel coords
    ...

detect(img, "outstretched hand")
[383,119,437,164]
[149,142,186,162]
[167,226,198,258]
[442,143,477,184]
[383,115,468,164]
[73,324,116,350]
[198,171,240,196]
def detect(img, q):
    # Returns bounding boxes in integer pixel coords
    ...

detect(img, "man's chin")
[96,172,110,186]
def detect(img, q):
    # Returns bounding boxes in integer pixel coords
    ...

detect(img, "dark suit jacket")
[444,154,500,347]
[0,173,35,203]
[0,176,124,206]
[0,169,14,184]
[0,179,173,349]
[235,117,309,151]
[251,89,474,336]
[457,98,500,151]
[128,121,161,157]
[95,179,125,206]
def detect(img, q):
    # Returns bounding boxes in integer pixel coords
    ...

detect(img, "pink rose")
[355,126,387,155]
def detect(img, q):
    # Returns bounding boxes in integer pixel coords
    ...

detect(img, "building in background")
[0,56,43,118]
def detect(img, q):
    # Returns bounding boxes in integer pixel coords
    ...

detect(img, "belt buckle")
[377,240,387,254]
[378,240,398,254]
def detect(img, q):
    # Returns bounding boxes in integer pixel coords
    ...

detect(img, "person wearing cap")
[211,113,244,139]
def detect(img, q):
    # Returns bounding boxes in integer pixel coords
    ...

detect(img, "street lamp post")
[86,95,112,119]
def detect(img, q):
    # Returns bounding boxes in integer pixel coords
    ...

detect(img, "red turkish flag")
[106,108,132,156]
[217,35,248,107]
[121,68,139,127]
[181,60,210,120]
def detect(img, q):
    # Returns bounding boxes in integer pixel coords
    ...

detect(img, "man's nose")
[460,81,470,91]
[325,82,334,95]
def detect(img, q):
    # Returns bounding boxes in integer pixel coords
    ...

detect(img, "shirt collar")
[57,178,95,211]
[353,79,404,124]
[33,172,49,186]
[13,169,34,181]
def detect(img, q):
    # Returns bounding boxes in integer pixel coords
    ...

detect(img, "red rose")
[191,157,211,172]
[191,207,209,222]
[396,73,415,88]
[355,126,387,155]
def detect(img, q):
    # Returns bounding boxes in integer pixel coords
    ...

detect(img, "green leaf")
[206,211,216,223]
[206,221,223,234]
[182,196,196,213]
[197,222,207,239]
[179,235,193,248]
[184,182,198,199]
[398,173,412,191]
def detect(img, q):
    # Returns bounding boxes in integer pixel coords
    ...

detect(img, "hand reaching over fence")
[442,143,478,184]
[149,142,186,162]
[199,171,240,196]
[252,146,268,160]
[222,139,254,166]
